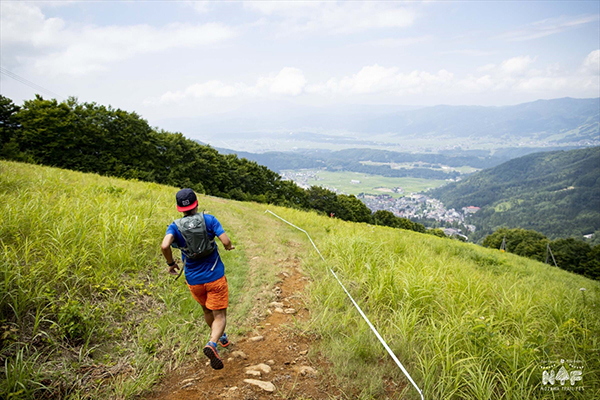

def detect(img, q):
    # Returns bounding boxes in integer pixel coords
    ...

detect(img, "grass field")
[306,170,447,198]
[269,207,600,399]
[0,161,310,399]
[2,161,599,399]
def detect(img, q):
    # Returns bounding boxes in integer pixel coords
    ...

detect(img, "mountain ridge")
[430,147,600,241]
[160,97,599,147]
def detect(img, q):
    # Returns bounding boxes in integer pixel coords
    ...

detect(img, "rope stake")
[265,210,424,400]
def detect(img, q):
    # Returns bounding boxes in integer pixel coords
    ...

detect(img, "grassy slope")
[273,208,600,399]
[0,161,310,399]
[2,161,599,399]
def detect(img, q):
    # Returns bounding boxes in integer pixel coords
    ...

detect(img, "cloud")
[495,14,599,41]
[439,49,497,56]
[306,65,455,95]
[456,53,599,95]
[152,67,308,103]
[457,75,495,92]
[499,56,535,75]
[308,54,598,97]
[0,2,65,47]
[258,67,307,95]
[160,81,244,103]
[365,35,433,48]
[186,1,211,14]
[0,3,236,75]
[582,50,600,75]
[477,64,496,72]
[244,1,417,34]
[149,52,600,106]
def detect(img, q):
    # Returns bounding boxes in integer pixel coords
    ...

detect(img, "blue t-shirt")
[166,213,226,285]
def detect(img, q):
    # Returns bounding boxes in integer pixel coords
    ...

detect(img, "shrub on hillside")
[483,227,599,280]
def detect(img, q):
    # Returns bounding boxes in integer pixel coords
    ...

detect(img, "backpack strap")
[198,211,216,250]
[173,217,189,257]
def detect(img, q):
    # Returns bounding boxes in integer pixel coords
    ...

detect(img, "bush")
[56,299,95,343]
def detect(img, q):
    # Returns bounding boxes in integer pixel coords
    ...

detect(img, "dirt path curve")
[146,257,339,400]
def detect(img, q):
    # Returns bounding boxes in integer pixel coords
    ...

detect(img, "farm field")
[360,160,481,174]
[317,170,448,198]
[2,161,599,399]
[287,169,448,198]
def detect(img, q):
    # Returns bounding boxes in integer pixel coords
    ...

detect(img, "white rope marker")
[265,210,425,400]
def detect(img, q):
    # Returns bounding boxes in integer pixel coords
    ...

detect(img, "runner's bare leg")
[210,309,227,343]
[201,305,214,328]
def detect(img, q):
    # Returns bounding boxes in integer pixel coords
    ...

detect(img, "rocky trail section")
[146,259,339,400]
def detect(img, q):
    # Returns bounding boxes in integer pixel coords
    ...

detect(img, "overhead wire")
[0,67,64,100]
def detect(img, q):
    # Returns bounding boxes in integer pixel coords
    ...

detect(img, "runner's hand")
[226,245,235,251]
[168,263,180,276]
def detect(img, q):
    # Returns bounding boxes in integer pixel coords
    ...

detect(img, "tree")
[399,217,426,233]
[0,95,21,146]
[373,210,399,228]
[582,245,600,280]
[483,227,598,280]
[372,210,426,233]
[277,180,309,209]
[426,228,447,238]
[306,186,339,215]
[483,227,548,260]
[13,95,77,167]
[0,96,23,159]
[336,194,372,223]
[550,238,593,276]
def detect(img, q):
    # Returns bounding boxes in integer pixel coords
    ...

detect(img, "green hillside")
[2,161,599,399]
[430,147,600,242]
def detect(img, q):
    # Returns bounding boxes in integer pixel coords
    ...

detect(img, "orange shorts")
[187,275,229,310]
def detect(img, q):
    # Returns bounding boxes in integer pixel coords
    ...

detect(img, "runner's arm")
[218,233,235,251]
[161,234,180,275]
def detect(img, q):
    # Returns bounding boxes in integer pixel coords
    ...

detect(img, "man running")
[160,188,235,370]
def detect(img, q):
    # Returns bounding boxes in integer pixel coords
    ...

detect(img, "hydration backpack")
[173,212,215,260]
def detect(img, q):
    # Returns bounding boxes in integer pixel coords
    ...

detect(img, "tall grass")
[3,160,598,399]
[0,161,303,399]
[264,206,600,399]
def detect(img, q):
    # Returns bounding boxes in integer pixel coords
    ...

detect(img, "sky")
[1,0,599,128]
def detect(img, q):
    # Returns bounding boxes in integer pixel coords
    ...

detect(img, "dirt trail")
[147,258,339,400]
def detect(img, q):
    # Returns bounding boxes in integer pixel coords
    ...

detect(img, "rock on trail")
[244,379,276,392]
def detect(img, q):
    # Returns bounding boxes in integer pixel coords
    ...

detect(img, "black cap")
[176,188,198,212]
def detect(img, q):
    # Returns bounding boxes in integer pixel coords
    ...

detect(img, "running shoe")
[203,341,224,370]
[218,333,230,347]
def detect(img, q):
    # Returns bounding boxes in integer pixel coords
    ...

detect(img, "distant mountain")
[158,97,599,147]
[430,147,600,242]
[154,102,422,137]
[359,98,599,140]
[217,146,585,176]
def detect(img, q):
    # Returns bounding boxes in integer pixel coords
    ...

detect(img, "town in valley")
[281,169,478,239]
